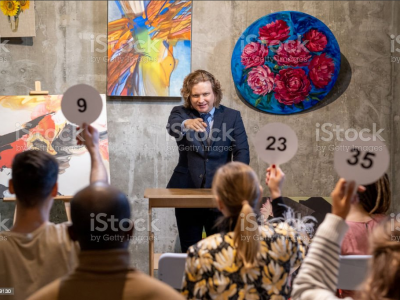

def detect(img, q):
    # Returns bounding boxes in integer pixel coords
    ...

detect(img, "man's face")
[190,81,215,113]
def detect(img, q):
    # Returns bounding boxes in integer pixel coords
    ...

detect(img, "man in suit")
[166,70,250,252]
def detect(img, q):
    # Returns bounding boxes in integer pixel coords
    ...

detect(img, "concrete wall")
[0,1,399,273]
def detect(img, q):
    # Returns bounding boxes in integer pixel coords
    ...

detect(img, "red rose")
[274,68,311,105]
[241,42,268,69]
[259,20,290,46]
[274,40,312,67]
[309,53,335,88]
[247,65,275,96]
[303,29,328,52]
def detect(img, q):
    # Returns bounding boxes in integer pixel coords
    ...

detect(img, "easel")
[29,81,49,95]
[4,197,73,224]
[4,82,71,224]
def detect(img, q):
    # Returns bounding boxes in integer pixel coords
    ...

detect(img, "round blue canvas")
[231,11,341,115]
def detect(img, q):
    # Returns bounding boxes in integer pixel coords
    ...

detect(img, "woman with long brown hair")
[181,162,306,299]
[338,174,391,298]
[292,178,399,300]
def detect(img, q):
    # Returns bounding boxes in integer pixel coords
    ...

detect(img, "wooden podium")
[144,188,216,276]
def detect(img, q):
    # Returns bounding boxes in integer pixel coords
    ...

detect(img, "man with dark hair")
[11,150,59,208]
[28,183,184,299]
[0,123,108,300]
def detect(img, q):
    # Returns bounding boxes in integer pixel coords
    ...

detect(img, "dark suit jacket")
[166,105,250,188]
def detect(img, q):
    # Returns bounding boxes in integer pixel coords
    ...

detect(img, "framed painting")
[232,11,341,115]
[0,94,110,197]
[0,1,35,37]
[107,0,192,97]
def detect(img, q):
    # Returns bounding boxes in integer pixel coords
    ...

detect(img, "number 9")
[77,98,87,113]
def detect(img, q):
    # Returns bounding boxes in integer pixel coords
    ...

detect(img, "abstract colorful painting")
[231,11,341,115]
[0,1,35,37]
[0,95,110,197]
[107,1,192,97]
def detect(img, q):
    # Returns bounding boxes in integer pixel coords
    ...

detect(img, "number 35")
[347,148,376,169]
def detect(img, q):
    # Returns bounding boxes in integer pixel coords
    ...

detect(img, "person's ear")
[67,224,78,241]
[51,182,58,197]
[215,196,224,212]
[8,179,14,194]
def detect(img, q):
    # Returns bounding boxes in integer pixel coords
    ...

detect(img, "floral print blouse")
[181,223,306,300]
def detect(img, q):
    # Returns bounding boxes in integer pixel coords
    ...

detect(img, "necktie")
[201,113,211,136]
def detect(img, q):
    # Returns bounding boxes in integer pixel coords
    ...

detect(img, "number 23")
[266,137,287,151]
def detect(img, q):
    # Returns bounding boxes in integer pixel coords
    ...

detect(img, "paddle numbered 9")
[334,137,390,186]
[61,84,103,126]
[252,123,299,165]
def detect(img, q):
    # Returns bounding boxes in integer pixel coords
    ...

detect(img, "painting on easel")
[0,1,35,37]
[0,94,110,197]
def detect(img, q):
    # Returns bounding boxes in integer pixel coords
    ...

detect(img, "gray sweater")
[292,213,353,300]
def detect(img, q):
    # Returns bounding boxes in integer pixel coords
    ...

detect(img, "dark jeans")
[175,208,223,253]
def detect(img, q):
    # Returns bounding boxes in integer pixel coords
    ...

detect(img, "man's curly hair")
[181,70,223,109]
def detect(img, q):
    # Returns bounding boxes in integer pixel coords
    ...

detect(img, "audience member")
[28,180,184,300]
[341,174,391,255]
[181,162,306,299]
[292,178,400,300]
[338,174,391,298]
[0,123,107,300]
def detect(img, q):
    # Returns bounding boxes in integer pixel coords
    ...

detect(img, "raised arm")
[232,111,250,164]
[77,123,108,184]
[291,180,361,300]
[266,165,286,218]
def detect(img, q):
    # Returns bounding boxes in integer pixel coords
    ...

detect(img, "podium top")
[144,189,216,208]
[144,188,213,198]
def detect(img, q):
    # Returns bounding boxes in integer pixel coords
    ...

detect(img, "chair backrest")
[337,255,371,290]
[158,253,187,290]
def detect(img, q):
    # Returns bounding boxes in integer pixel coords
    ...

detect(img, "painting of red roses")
[232,11,341,114]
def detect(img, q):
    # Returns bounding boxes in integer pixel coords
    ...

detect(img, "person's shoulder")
[27,279,61,300]
[260,222,300,242]
[217,105,238,114]
[45,222,76,246]
[171,105,188,112]
[171,105,193,116]
[218,105,240,114]
[189,232,227,254]
[125,270,185,299]
[372,214,387,222]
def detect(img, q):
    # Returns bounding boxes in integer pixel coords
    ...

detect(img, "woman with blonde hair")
[181,162,306,299]
[292,178,399,300]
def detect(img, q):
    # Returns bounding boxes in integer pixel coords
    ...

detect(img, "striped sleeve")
[292,213,353,300]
